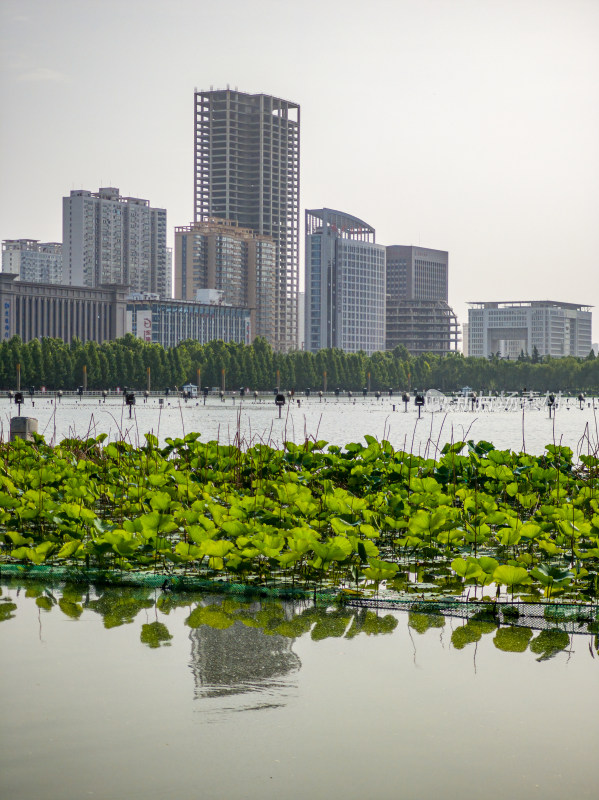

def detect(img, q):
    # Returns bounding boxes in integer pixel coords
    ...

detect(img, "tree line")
[0,335,598,393]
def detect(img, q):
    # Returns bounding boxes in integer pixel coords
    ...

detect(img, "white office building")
[62,187,169,297]
[2,239,63,284]
[468,301,593,359]
[305,208,386,355]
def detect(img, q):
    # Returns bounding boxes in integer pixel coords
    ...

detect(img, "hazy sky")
[1,0,598,341]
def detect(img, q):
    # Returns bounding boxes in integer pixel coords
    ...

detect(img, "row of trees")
[0,335,598,393]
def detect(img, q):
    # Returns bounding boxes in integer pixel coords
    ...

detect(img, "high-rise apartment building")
[2,240,63,284]
[468,301,593,359]
[194,89,300,351]
[305,208,386,355]
[62,187,169,297]
[385,244,458,355]
[174,218,276,346]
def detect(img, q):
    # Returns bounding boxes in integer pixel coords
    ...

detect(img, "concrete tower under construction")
[194,89,300,351]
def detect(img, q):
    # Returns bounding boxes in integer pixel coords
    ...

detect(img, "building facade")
[2,240,63,284]
[126,295,250,349]
[0,273,249,349]
[0,273,127,344]
[297,291,305,350]
[174,218,275,346]
[305,209,386,355]
[386,245,448,303]
[385,244,458,355]
[194,89,300,351]
[386,300,459,357]
[63,187,169,297]
[462,323,469,356]
[468,301,593,359]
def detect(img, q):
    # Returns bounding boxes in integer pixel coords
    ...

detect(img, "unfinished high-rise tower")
[194,89,300,352]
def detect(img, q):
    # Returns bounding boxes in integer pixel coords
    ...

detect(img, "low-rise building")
[126,293,250,349]
[468,301,593,359]
[0,274,250,348]
[0,273,127,344]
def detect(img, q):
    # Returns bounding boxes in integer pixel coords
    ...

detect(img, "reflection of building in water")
[188,603,301,700]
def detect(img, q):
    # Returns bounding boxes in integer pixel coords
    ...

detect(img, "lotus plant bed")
[1,433,599,612]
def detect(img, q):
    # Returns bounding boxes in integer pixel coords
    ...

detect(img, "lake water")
[1,582,597,800]
[2,394,599,456]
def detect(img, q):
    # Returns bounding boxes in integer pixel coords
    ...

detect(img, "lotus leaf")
[493,565,530,588]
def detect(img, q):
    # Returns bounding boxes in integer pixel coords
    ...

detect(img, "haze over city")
[1,0,598,340]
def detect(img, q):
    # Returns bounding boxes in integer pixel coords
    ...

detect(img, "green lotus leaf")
[149,491,172,512]
[451,557,482,580]
[519,523,542,540]
[313,536,352,564]
[104,530,141,557]
[139,511,178,535]
[221,520,247,537]
[5,531,33,546]
[477,556,499,575]
[56,540,82,559]
[174,542,203,561]
[493,565,530,587]
[498,528,522,547]
[363,558,399,582]
[0,493,20,509]
[201,539,234,558]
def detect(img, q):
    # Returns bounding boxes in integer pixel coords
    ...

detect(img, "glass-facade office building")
[305,209,385,355]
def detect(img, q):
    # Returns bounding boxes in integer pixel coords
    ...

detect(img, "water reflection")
[188,598,302,702]
[1,581,597,672]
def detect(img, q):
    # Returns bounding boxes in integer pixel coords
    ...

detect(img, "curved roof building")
[305,208,386,354]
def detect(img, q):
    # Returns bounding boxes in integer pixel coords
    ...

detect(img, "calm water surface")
[1,582,597,800]
[1,395,598,455]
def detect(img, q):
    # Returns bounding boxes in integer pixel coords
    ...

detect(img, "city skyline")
[1,0,598,341]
